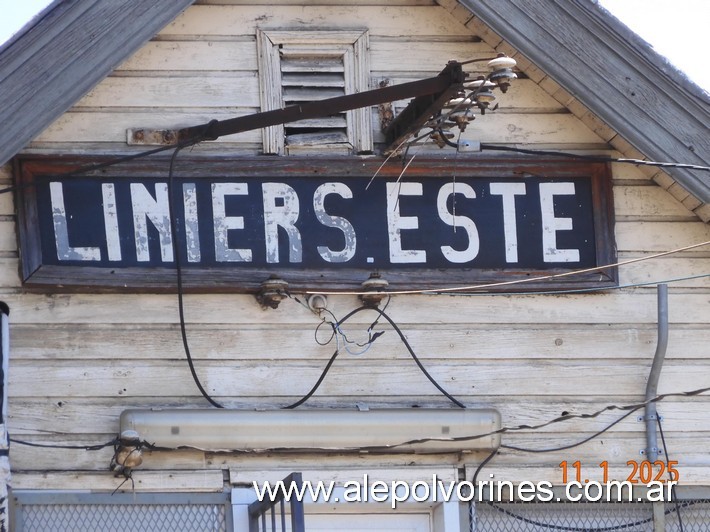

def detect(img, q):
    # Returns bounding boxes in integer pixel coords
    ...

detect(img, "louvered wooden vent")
[257,30,372,155]
[280,53,348,148]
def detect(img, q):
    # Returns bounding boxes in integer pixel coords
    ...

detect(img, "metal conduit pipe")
[645,284,668,462]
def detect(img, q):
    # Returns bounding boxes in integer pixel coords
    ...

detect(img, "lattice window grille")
[12,492,230,532]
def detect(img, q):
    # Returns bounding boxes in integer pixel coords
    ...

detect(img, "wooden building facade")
[0,1,708,530]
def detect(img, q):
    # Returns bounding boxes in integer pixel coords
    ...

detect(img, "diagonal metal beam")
[178,61,466,152]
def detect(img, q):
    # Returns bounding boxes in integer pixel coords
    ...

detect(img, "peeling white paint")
[540,182,580,262]
[183,183,201,263]
[262,182,302,264]
[130,183,173,262]
[490,182,527,263]
[386,182,426,263]
[313,182,356,263]
[101,183,122,261]
[50,182,101,261]
[437,182,479,263]
[212,183,251,262]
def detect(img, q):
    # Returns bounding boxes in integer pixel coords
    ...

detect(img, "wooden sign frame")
[14,155,616,293]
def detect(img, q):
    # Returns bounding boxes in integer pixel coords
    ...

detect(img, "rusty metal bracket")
[256,275,289,309]
[383,61,466,154]
[127,128,180,146]
[359,273,389,307]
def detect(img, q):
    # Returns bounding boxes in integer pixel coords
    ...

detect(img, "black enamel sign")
[16,157,616,292]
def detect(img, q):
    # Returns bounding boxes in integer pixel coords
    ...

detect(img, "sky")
[0,0,708,92]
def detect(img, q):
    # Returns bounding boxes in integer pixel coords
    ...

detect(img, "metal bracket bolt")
[359,273,389,307]
[256,275,289,309]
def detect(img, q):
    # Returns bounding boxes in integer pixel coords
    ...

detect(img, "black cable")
[166,130,224,409]
[10,124,220,407]
[438,128,459,149]
[314,318,337,346]
[9,436,118,451]
[469,448,499,532]
[500,406,642,453]
[365,305,466,408]
[318,307,375,348]
[368,386,710,450]
[282,348,340,409]
[1,140,203,196]
[472,449,498,487]
[657,416,684,532]
[284,304,466,409]
[366,296,390,336]
[479,143,710,172]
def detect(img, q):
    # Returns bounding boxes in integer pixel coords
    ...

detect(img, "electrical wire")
[365,128,439,190]
[479,144,710,173]
[499,407,642,453]
[469,448,499,531]
[310,306,380,355]
[166,129,224,409]
[367,305,466,408]
[368,385,710,450]
[305,239,710,296]
[282,348,341,410]
[282,304,466,409]
[1,125,225,414]
[0,140,204,196]
[446,272,710,298]
[459,56,501,66]
[658,417,684,532]
[9,437,118,451]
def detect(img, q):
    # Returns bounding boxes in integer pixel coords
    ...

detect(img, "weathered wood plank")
[230,467,459,485]
[12,471,225,492]
[75,76,260,108]
[4,293,709,325]
[160,6,472,38]
[616,222,710,253]
[465,465,710,486]
[35,110,262,144]
[371,113,605,145]
[489,434,710,467]
[463,113,604,144]
[5,39,500,93]
[373,79,565,111]
[0,188,13,215]
[610,162,655,182]
[0,258,21,287]
[9,396,708,436]
[0,164,12,180]
[9,433,709,472]
[614,186,695,220]
[9,323,710,360]
[8,440,471,472]
[369,41,494,73]
[8,359,709,398]
[0,221,16,252]
[116,41,258,71]
[619,257,710,288]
